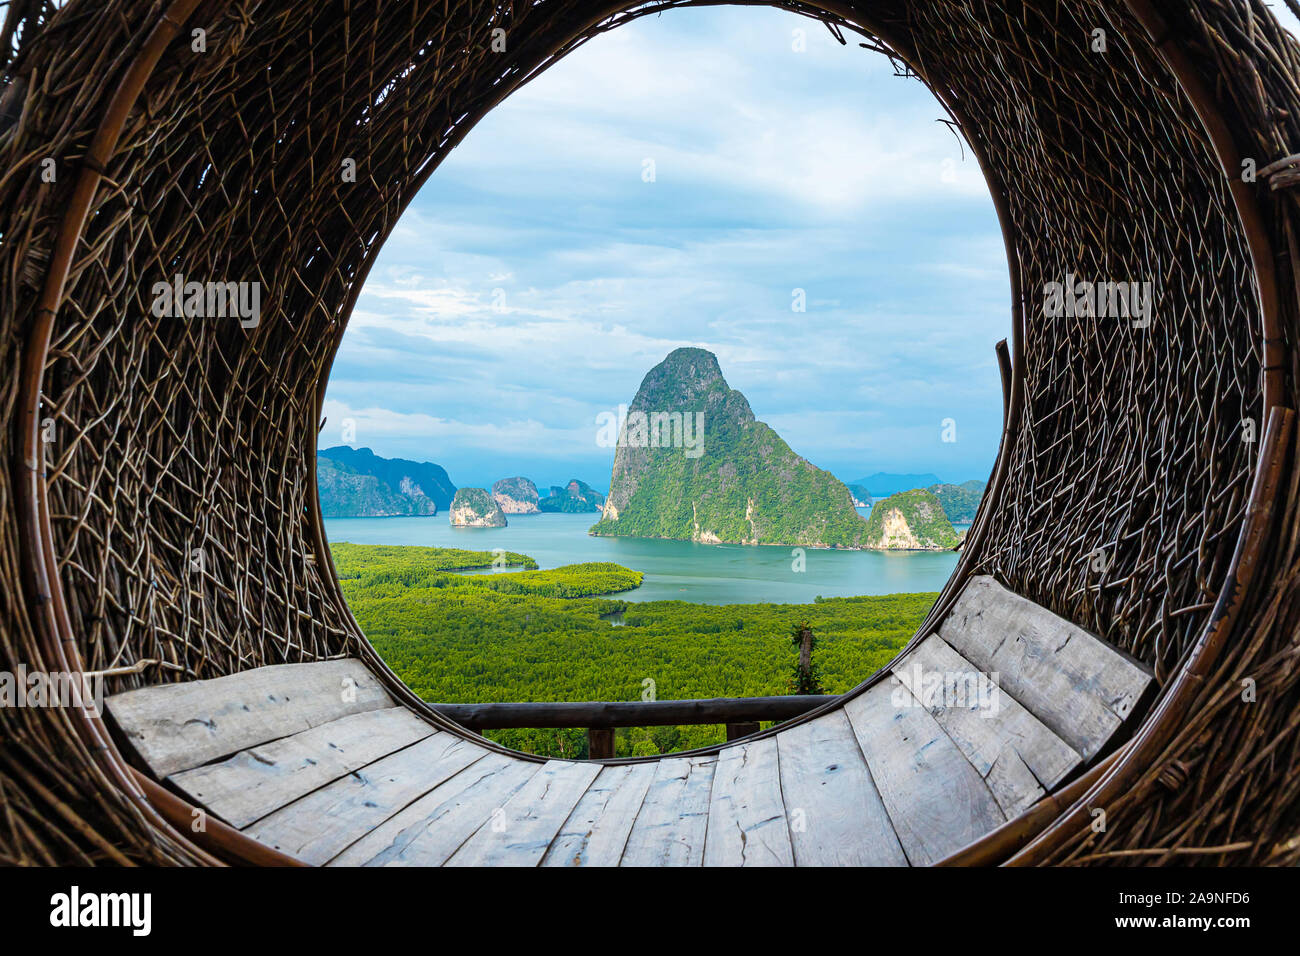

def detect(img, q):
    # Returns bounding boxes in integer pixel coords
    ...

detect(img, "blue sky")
[323,5,1119,492]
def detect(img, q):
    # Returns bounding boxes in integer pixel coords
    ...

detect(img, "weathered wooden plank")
[619,755,716,867]
[703,737,793,866]
[106,659,392,777]
[939,576,1153,760]
[776,711,908,866]
[445,760,603,866]
[328,753,540,866]
[246,731,488,865]
[892,635,1083,816]
[169,707,435,828]
[844,682,1005,866]
[541,763,657,867]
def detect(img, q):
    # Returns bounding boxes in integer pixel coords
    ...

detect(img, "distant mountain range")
[848,472,943,497]
[316,446,608,520]
[317,446,456,517]
[318,446,456,516]
[314,420,985,534]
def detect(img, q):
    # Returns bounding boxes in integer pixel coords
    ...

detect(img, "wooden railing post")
[726,721,760,742]
[587,727,615,759]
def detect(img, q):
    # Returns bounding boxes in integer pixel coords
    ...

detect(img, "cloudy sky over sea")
[321,4,1300,492]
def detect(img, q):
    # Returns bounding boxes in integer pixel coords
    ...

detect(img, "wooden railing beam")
[429,695,836,731]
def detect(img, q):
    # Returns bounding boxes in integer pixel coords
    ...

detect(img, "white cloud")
[445,10,990,213]
[323,5,1011,483]
[322,399,601,459]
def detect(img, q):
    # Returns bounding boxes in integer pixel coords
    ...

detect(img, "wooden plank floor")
[107,576,1156,867]
[246,732,488,864]
[845,682,1007,866]
[891,635,1082,816]
[940,576,1152,760]
[704,736,793,866]
[329,753,540,866]
[619,755,717,866]
[170,707,436,828]
[541,763,657,866]
[107,659,392,776]
[776,711,908,866]
[446,760,603,866]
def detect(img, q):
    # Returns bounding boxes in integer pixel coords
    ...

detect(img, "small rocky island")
[492,476,540,514]
[449,487,507,527]
[862,489,960,550]
[540,479,605,513]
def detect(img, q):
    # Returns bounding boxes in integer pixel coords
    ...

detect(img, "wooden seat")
[106,576,1152,866]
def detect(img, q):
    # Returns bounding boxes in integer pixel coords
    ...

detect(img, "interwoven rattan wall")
[1,0,1299,866]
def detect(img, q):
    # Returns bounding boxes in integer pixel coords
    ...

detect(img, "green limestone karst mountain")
[317,455,439,517]
[927,479,986,524]
[317,446,455,516]
[492,476,541,514]
[589,348,870,548]
[862,489,960,551]
[539,479,606,513]
[450,487,507,527]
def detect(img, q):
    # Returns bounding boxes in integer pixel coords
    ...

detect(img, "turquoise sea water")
[324,508,965,604]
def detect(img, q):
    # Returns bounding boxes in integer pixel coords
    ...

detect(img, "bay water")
[324,508,964,605]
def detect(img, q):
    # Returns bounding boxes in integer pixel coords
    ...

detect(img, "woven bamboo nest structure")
[2,0,1300,867]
